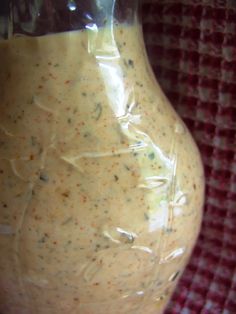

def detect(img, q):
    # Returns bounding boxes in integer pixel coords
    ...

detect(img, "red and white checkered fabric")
[142,0,236,313]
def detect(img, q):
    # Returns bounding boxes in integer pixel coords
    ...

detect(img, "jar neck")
[5,0,140,38]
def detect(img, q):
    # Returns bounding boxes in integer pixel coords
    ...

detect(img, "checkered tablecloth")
[142,0,236,313]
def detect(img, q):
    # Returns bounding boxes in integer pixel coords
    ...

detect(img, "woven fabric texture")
[142,1,236,313]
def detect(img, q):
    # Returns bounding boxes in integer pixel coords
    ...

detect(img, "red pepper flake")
[82,195,87,203]
[34,215,41,221]
[65,80,71,84]
[49,73,57,80]
[62,191,70,198]
[30,154,34,160]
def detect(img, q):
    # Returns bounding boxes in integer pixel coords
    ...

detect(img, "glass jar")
[0,1,205,313]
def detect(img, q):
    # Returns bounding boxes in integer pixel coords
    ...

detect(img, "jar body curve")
[0,1,205,313]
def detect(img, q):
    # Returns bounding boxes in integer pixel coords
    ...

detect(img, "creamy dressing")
[0,24,204,314]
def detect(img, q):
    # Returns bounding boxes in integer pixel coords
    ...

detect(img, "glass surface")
[0,1,205,313]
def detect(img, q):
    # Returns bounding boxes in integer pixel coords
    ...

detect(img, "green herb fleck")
[114,175,119,181]
[148,152,155,160]
[144,212,150,220]
[83,132,91,138]
[93,103,102,121]
[128,59,134,68]
[30,136,37,146]
[136,81,143,87]
[62,217,73,226]
[96,244,101,249]
[103,18,108,25]
[165,227,174,234]
[124,164,130,171]
[39,172,49,183]
[170,271,180,282]
[136,141,143,147]
[38,236,46,244]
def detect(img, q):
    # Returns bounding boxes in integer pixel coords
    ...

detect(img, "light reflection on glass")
[67,0,77,12]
